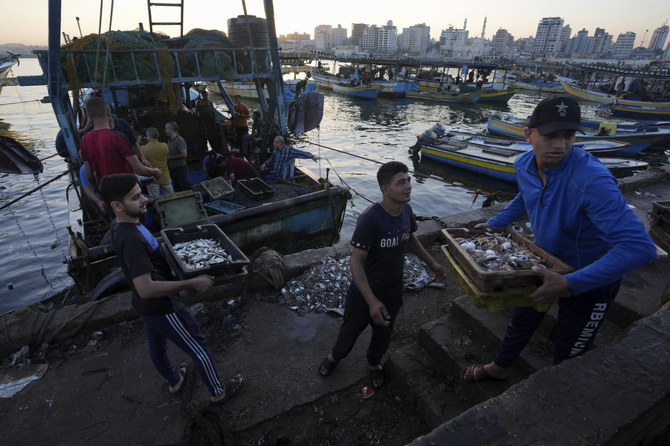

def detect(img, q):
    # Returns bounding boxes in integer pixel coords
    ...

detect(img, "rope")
[321,154,374,204]
[0,99,43,106]
[298,139,460,187]
[0,170,69,211]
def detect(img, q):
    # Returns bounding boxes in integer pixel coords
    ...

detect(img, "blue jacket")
[488,148,656,296]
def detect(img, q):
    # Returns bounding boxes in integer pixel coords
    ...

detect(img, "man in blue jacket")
[461,96,657,382]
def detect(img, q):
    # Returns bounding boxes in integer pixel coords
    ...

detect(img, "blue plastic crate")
[204,199,246,215]
[188,170,207,187]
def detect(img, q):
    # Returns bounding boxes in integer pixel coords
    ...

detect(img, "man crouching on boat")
[318,161,447,389]
[99,173,243,403]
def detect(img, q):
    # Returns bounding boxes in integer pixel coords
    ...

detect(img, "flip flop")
[460,364,507,382]
[369,367,385,389]
[169,363,187,395]
[318,357,338,377]
[211,374,244,404]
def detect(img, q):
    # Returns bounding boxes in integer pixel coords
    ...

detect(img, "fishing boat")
[458,85,519,104]
[310,67,338,89]
[406,90,482,104]
[419,137,648,183]
[331,82,380,99]
[559,79,670,109]
[208,78,316,102]
[413,125,632,157]
[510,78,563,93]
[0,53,20,94]
[486,116,670,156]
[34,0,351,293]
[610,103,670,121]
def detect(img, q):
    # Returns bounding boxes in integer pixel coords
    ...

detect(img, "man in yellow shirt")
[141,127,174,198]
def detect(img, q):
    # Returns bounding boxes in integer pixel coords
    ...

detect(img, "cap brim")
[536,121,584,135]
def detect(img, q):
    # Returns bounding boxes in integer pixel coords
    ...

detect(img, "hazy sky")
[3,0,669,48]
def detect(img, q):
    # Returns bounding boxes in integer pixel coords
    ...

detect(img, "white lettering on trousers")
[569,303,608,357]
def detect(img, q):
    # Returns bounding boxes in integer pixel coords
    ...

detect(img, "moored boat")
[486,116,670,156]
[331,82,380,99]
[406,90,482,104]
[0,53,20,94]
[510,78,563,93]
[419,136,648,183]
[610,103,670,121]
[560,79,670,109]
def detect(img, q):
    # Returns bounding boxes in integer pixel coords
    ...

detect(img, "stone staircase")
[387,294,627,431]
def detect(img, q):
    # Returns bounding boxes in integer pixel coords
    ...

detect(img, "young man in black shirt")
[99,173,243,403]
[318,162,447,388]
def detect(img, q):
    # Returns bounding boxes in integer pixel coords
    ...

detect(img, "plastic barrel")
[227,15,269,74]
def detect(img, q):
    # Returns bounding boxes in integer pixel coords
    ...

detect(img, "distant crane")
[641,29,649,48]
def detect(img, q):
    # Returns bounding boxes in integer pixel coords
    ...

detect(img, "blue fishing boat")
[486,116,670,156]
[419,135,647,183]
[32,0,351,293]
[332,82,380,99]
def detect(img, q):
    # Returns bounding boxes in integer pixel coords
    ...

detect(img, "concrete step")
[386,342,472,429]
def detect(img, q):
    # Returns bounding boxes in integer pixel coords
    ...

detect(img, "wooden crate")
[440,228,572,292]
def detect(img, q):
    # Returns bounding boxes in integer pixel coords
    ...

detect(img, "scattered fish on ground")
[455,231,547,271]
[172,238,233,270]
[279,254,440,315]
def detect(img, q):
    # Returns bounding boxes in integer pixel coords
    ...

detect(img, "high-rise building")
[648,24,669,51]
[558,25,572,55]
[572,29,591,55]
[314,24,332,51]
[377,20,398,54]
[351,23,368,47]
[592,28,612,56]
[533,17,564,57]
[331,24,348,47]
[491,28,513,55]
[361,25,378,51]
[612,31,636,59]
[399,23,431,53]
[439,26,468,56]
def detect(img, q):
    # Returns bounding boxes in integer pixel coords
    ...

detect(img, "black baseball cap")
[527,96,583,135]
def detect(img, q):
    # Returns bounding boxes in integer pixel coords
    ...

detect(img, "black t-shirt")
[350,202,417,296]
[112,222,179,316]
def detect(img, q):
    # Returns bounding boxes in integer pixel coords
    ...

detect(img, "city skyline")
[3,0,669,49]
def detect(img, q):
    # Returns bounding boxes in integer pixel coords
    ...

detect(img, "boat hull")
[486,117,668,155]
[510,79,563,93]
[421,145,517,183]
[332,83,380,98]
[407,90,482,103]
[560,80,670,108]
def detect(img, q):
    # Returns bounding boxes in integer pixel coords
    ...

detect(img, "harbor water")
[0,58,660,315]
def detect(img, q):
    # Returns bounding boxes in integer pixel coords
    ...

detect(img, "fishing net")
[180,29,235,80]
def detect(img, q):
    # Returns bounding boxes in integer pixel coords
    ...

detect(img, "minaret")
[481,17,487,39]
[464,18,467,30]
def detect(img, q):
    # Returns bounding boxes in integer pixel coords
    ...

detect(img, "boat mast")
[263,0,286,135]
[48,0,81,164]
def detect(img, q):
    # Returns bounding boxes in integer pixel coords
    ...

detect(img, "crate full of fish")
[201,176,235,200]
[161,224,249,280]
[440,228,572,293]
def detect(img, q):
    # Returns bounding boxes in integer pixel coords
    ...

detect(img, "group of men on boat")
[73,90,319,222]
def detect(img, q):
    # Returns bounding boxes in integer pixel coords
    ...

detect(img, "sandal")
[211,374,244,404]
[460,364,507,382]
[369,366,385,389]
[169,363,187,395]
[318,357,338,377]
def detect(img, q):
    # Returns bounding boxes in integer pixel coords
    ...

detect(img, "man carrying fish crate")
[99,173,244,403]
[318,161,447,389]
[461,96,657,382]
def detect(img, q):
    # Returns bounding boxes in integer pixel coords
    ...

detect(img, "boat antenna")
[100,0,116,93]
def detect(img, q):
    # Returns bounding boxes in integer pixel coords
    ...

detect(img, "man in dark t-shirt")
[318,162,447,389]
[99,174,243,404]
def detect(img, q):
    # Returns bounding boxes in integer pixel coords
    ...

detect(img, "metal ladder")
[147,0,184,40]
